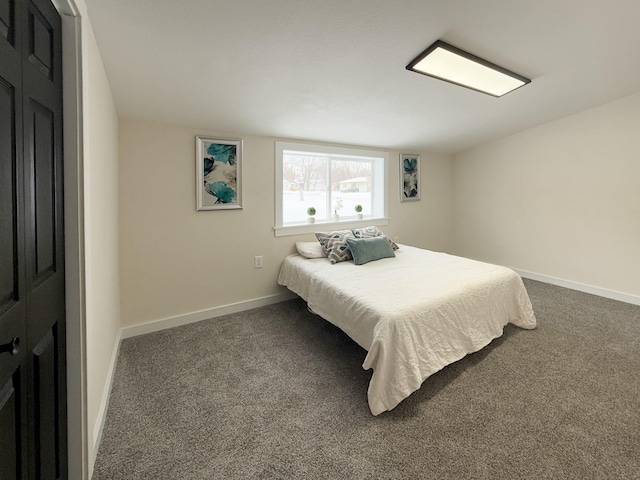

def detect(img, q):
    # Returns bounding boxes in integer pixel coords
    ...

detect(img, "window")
[275,141,388,236]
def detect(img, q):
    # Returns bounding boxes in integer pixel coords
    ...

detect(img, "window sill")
[274,217,389,237]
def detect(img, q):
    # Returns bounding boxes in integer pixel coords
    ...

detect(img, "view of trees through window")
[282,153,373,224]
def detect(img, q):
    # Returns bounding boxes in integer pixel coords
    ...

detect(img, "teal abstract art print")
[196,136,243,210]
[400,153,420,202]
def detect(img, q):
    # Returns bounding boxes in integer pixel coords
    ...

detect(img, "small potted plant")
[354,204,363,219]
[333,197,343,221]
[307,206,316,223]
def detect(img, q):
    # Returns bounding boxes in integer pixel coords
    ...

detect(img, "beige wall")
[451,91,640,298]
[79,8,121,471]
[118,118,452,327]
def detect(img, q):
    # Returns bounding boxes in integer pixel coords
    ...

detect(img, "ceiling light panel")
[407,40,530,97]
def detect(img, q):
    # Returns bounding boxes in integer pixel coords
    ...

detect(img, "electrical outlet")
[254,255,263,268]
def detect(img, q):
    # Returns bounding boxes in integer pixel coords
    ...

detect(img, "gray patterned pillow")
[351,226,399,250]
[315,230,355,264]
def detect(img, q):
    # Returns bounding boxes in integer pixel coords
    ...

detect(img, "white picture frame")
[400,153,420,202]
[196,136,243,210]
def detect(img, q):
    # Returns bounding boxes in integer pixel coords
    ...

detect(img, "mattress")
[277,245,537,415]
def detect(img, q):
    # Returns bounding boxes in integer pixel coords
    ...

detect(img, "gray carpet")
[92,280,640,479]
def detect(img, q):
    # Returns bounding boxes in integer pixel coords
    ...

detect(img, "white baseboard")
[90,328,122,476]
[121,291,298,339]
[515,269,640,306]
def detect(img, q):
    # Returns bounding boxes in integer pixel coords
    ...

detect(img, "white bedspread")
[277,245,536,415]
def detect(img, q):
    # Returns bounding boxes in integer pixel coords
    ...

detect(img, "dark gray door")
[0,0,66,478]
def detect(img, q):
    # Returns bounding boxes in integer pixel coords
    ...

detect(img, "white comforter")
[277,245,536,415]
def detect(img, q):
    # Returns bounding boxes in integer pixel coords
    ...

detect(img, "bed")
[277,240,536,415]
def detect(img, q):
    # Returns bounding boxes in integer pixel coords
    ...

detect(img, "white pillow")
[295,241,326,259]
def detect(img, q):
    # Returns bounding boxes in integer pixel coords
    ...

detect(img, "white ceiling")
[84,0,640,154]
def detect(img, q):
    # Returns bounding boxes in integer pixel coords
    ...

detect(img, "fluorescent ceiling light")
[406,40,530,97]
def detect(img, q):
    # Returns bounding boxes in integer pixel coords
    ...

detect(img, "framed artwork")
[196,136,243,210]
[400,153,420,202]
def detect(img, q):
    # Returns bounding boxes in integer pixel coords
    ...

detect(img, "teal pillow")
[351,226,399,250]
[346,235,396,265]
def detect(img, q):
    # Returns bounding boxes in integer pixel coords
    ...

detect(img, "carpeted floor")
[92,279,640,479]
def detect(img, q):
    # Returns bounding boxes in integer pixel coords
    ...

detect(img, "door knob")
[0,337,20,356]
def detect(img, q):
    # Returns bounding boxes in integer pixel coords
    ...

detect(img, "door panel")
[0,0,15,44]
[0,377,19,480]
[0,75,19,314]
[0,372,24,480]
[29,98,56,287]
[33,329,58,479]
[26,4,51,79]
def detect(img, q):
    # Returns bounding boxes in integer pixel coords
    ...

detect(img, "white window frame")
[275,141,389,237]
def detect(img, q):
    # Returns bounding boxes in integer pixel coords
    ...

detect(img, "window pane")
[282,153,327,223]
[331,159,372,217]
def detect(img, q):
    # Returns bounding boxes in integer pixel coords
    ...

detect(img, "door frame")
[51,0,87,478]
